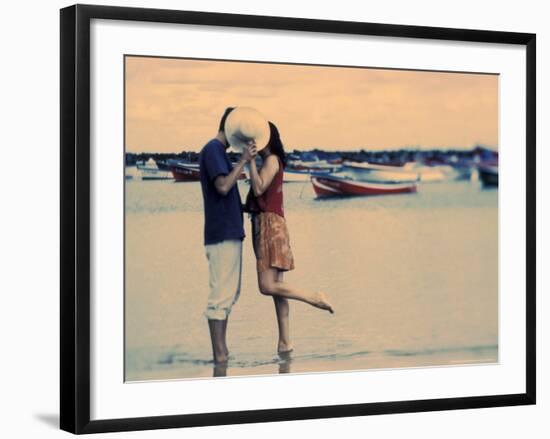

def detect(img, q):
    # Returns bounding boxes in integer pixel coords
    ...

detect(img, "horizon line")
[125,144,499,155]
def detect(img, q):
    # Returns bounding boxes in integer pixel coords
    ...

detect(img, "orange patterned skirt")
[251,212,295,273]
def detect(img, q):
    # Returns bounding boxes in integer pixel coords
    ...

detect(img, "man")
[199,107,255,364]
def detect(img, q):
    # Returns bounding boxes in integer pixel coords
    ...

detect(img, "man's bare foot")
[278,341,294,354]
[313,291,334,313]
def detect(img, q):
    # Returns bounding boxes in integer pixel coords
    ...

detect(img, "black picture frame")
[60,4,536,434]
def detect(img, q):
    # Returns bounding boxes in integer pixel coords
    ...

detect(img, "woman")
[245,122,334,355]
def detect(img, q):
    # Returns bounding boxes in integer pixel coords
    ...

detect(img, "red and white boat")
[170,162,201,182]
[311,173,417,198]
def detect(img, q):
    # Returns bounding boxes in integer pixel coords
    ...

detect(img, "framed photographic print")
[60,4,536,434]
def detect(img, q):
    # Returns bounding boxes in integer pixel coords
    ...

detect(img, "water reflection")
[213,362,228,377]
[278,351,292,374]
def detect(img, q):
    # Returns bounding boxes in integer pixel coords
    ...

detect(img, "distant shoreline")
[125,145,498,166]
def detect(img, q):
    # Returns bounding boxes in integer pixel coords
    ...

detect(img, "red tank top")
[246,156,284,217]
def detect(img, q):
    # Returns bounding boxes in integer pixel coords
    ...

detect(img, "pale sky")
[125,56,498,153]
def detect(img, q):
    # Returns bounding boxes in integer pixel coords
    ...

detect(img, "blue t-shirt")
[199,139,245,245]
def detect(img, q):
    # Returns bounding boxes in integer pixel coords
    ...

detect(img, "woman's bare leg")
[273,272,293,353]
[258,268,334,313]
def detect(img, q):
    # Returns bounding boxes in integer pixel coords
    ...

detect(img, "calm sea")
[125,175,498,381]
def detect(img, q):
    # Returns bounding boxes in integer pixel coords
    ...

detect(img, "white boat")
[343,161,419,183]
[138,158,173,180]
[287,159,341,172]
[283,168,332,182]
[283,158,341,183]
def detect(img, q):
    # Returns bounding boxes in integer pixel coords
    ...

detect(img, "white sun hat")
[224,107,270,153]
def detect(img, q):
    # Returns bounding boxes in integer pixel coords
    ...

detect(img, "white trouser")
[204,239,243,320]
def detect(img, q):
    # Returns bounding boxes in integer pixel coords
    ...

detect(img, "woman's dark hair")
[218,107,235,133]
[267,121,287,169]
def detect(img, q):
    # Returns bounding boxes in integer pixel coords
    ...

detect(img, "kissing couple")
[199,107,334,365]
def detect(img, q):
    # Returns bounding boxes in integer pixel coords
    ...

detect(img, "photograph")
[123,55,499,382]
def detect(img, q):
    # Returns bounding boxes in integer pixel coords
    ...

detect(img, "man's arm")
[214,145,256,196]
[214,160,246,196]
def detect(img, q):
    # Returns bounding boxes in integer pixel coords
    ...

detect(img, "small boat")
[287,159,341,172]
[283,157,341,183]
[343,161,419,183]
[311,173,417,198]
[283,167,333,182]
[138,158,173,180]
[478,164,498,187]
[170,162,201,182]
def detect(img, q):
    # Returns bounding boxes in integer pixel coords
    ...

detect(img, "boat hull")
[171,164,201,182]
[311,176,417,198]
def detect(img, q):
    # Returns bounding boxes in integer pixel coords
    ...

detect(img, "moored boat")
[138,158,173,180]
[283,167,333,182]
[343,161,419,183]
[287,158,341,172]
[283,157,341,183]
[311,173,417,198]
[170,162,201,182]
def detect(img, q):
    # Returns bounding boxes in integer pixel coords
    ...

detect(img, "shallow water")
[125,178,498,381]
